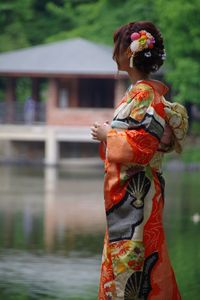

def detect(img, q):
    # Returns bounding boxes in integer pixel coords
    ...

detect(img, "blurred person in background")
[24,96,36,124]
[91,21,188,300]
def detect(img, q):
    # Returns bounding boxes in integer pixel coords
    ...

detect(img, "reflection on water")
[0,165,199,299]
[164,171,200,299]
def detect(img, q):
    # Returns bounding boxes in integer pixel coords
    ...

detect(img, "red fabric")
[98,80,181,299]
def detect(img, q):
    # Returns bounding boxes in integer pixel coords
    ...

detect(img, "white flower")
[144,51,152,58]
[130,40,140,53]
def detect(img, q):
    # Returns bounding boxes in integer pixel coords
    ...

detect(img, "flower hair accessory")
[128,30,155,67]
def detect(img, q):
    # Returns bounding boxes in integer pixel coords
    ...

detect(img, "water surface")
[0,165,199,299]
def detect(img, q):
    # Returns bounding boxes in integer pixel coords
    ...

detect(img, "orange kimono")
[98,80,186,300]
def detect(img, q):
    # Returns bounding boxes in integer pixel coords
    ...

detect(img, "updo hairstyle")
[113,21,165,74]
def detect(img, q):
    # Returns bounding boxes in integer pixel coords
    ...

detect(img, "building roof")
[0,38,121,78]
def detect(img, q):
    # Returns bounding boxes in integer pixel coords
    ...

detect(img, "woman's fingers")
[92,136,99,140]
[91,131,99,141]
[91,127,98,135]
[91,122,109,142]
[94,122,100,128]
[104,120,110,125]
[91,126,99,140]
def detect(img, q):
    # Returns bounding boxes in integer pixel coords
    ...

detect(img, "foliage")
[16,78,32,102]
[0,1,33,51]
[154,0,200,103]
[0,0,200,103]
[45,0,156,44]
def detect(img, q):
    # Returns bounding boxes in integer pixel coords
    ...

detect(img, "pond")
[0,164,199,300]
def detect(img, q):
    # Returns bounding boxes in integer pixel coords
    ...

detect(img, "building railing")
[0,101,46,124]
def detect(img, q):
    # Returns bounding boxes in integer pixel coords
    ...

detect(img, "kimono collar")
[136,79,169,96]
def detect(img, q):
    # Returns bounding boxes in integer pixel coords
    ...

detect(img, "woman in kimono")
[91,21,188,300]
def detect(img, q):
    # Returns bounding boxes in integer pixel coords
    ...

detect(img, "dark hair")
[113,21,165,74]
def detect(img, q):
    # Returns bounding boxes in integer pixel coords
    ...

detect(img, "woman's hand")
[91,121,111,142]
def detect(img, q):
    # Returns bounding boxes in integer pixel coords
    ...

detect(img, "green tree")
[45,0,155,44]
[0,0,199,104]
[0,1,33,51]
[155,0,200,103]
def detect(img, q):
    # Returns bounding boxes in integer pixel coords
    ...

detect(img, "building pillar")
[31,78,40,101]
[46,78,59,124]
[45,127,59,166]
[44,167,58,251]
[114,79,127,107]
[69,78,79,107]
[31,78,40,122]
[5,77,16,123]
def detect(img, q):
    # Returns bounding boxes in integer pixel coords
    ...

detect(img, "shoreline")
[0,157,200,172]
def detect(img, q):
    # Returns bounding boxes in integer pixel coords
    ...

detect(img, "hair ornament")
[152,64,159,71]
[160,49,166,60]
[144,51,152,58]
[129,30,155,67]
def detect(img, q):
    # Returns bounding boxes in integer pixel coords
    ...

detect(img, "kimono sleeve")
[106,89,166,165]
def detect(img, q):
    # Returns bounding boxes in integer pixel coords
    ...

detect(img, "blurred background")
[0,0,199,299]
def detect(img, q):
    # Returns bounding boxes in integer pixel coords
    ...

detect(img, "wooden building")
[0,38,130,164]
[0,38,164,165]
[0,38,128,126]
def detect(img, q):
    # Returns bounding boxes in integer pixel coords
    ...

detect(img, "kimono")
[98,79,188,300]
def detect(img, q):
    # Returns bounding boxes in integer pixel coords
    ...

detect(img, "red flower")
[128,260,136,267]
[137,90,150,101]
[134,265,142,271]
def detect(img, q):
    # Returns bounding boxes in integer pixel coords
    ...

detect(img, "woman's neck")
[127,68,150,85]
